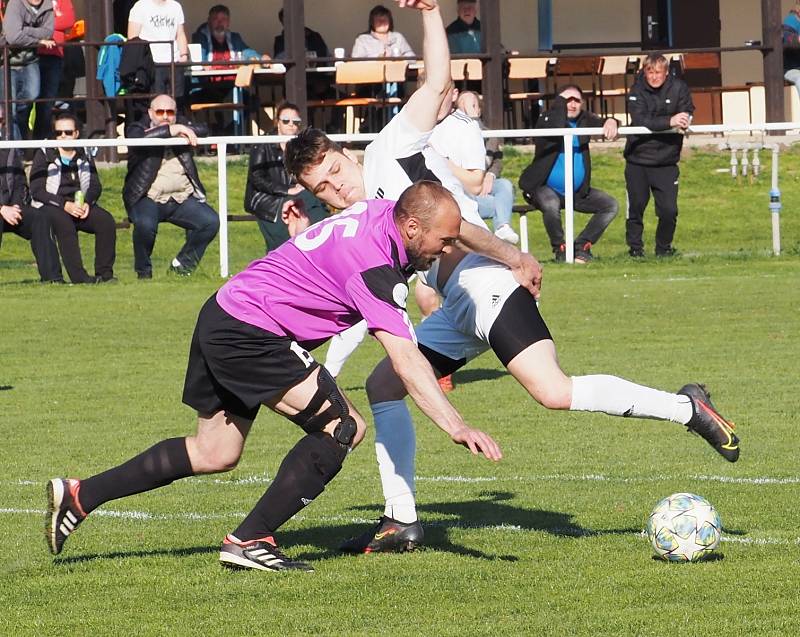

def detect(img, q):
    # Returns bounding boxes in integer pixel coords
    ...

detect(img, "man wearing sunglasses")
[519,84,619,263]
[244,101,329,253]
[123,93,219,278]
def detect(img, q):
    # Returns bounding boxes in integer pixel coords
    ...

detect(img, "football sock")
[373,400,418,524]
[323,321,369,377]
[78,437,193,514]
[232,432,346,541]
[570,375,693,424]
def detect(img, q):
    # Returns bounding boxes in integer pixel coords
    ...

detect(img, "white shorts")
[415,254,521,363]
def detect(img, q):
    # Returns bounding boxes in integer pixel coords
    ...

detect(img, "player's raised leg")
[343,278,739,553]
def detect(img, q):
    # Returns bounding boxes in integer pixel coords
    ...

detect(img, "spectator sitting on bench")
[123,94,219,279]
[429,88,519,244]
[30,111,117,283]
[454,90,519,245]
[0,107,63,283]
[244,101,329,253]
[519,84,619,263]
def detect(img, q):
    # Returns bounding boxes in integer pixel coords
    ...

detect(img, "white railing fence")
[4,121,796,277]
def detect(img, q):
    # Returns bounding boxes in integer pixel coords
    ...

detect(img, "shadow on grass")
[452,368,507,384]
[53,491,640,566]
[650,552,725,563]
[55,544,218,565]
[0,278,45,286]
[334,490,640,561]
[0,385,12,391]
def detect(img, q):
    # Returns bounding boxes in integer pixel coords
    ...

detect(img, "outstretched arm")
[374,330,502,460]
[395,1,451,133]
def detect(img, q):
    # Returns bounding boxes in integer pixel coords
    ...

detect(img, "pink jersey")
[216,200,416,348]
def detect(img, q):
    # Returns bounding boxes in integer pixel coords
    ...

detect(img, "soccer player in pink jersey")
[45,182,502,572]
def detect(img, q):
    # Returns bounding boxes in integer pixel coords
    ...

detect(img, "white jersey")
[428,109,486,171]
[363,107,488,292]
[129,0,184,64]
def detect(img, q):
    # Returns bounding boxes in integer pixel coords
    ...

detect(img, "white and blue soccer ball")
[646,493,722,562]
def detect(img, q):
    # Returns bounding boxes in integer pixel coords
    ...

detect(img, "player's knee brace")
[289,366,357,447]
[277,431,348,504]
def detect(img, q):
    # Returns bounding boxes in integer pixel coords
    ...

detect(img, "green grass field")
[1,148,799,636]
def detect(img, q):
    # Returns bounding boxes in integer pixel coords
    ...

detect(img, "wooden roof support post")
[762,0,785,125]
[284,0,308,123]
[481,0,503,130]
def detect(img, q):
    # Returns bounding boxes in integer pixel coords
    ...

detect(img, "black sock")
[233,432,346,541]
[79,437,194,514]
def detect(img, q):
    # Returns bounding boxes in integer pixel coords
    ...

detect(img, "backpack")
[118,36,155,94]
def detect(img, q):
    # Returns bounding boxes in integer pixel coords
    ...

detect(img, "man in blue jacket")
[624,54,694,258]
[190,4,269,133]
[519,85,619,263]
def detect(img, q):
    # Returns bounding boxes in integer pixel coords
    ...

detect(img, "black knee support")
[232,432,347,539]
[289,367,357,447]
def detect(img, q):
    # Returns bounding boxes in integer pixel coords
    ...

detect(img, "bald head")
[394,181,459,228]
[149,94,178,126]
[394,181,462,271]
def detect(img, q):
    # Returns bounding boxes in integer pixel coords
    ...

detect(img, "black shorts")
[419,286,553,376]
[182,295,319,421]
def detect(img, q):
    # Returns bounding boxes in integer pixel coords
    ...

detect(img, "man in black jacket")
[0,126,62,282]
[244,102,328,252]
[624,54,694,257]
[123,94,219,279]
[519,85,618,262]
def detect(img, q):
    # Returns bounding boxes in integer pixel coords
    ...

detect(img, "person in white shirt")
[428,89,518,244]
[128,0,189,102]
[351,4,416,121]
[351,5,416,58]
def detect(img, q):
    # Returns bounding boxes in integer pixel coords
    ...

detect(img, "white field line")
[624,271,779,283]
[7,473,800,487]
[3,507,797,547]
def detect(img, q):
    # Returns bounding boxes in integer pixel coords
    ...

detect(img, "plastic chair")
[450,58,482,89]
[506,57,551,128]
[598,55,636,121]
[553,56,599,110]
[190,64,255,135]
[330,61,407,133]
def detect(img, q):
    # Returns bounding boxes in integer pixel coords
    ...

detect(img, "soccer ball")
[646,493,722,562]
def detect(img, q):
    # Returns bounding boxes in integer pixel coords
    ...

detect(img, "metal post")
[563,133,574,263]
[769,145,781,255]
[218,143,230,277]
[2,46,10,141]
[519,213,529,253]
